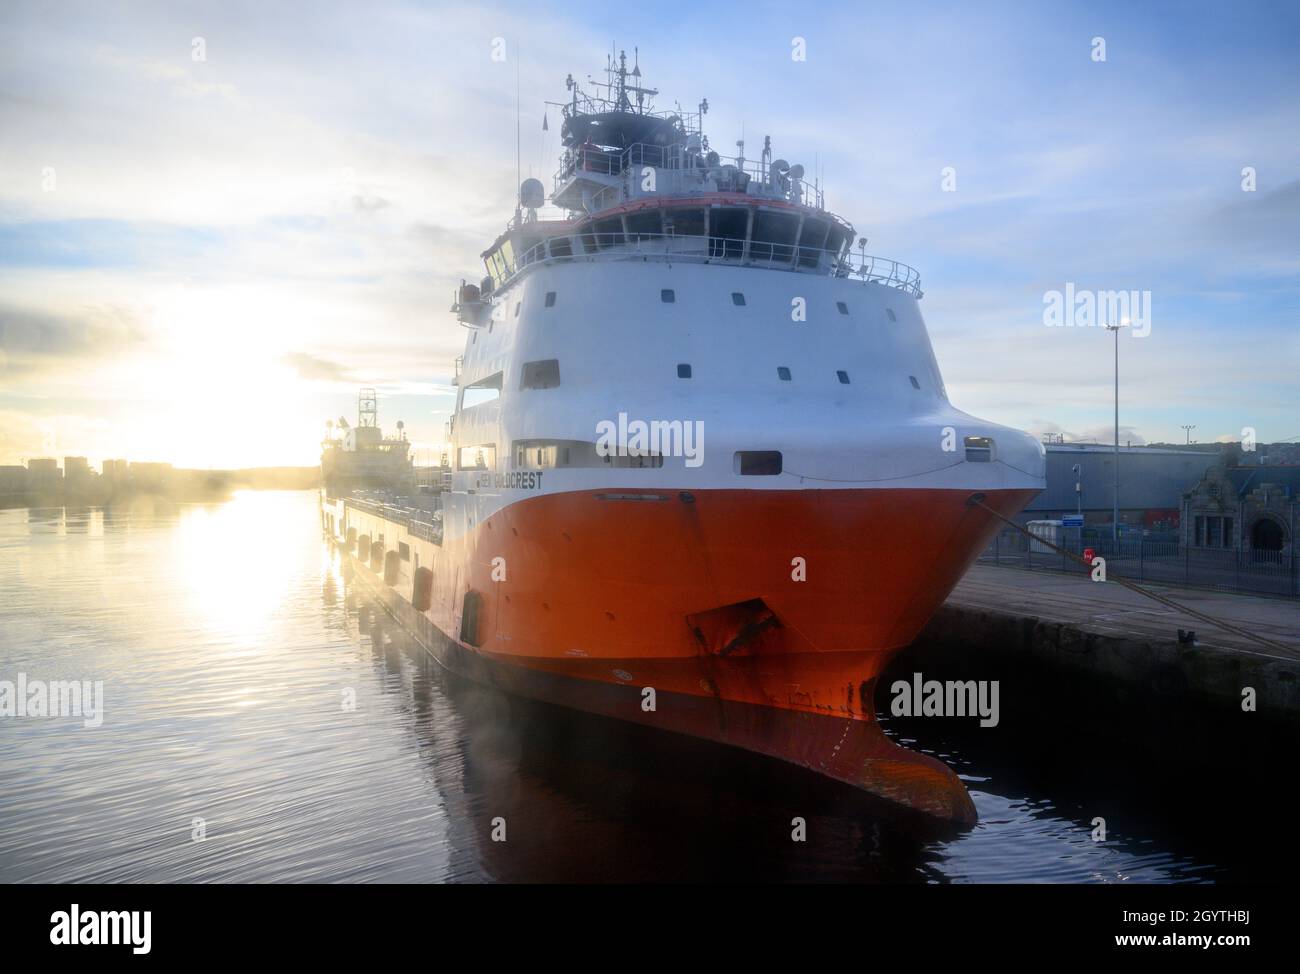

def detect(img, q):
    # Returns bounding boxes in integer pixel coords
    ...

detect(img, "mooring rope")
[965,493,1296,654]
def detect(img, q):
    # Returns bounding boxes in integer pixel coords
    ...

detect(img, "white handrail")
[491,231,922,297]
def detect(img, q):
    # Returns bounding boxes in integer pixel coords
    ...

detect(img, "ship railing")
[506,205,573,230]
[839,254,924,296]
[556,142,825,211]
[497,231,923,297]
[345,495,445,546]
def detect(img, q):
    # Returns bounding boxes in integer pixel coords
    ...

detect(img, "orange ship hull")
[334,485,1036,824]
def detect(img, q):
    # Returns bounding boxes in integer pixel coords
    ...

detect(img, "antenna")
[515,46,522,222]
[358,388,377,428]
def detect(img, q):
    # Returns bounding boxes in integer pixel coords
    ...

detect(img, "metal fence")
[979,529,1299,598]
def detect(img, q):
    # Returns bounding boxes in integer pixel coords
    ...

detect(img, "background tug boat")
[321,51,1046,824]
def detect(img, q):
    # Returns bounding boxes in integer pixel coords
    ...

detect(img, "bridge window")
[777,366,792,381]
[837,301,849,315]
[709,207,748,258]
[751,210,799,263]
[661,288,676,303]
[544,291,556,307]
[665,207,706,240]
[886,308,897,321]
[520,359,560,390]
[731,292,746,306]
[592,217,624,249]
[797,219,830,268]
[909,375,921,389]
[547,237,573,259]
[626,210,662,240]
[837,370,850,384]
[677,363,692,378]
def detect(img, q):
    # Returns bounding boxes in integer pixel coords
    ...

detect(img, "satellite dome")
[519,178,545,209]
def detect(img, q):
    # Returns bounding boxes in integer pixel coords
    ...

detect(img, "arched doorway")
[1250,517,1284,556]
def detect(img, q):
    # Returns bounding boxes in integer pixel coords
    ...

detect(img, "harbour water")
[0,491,1280,882]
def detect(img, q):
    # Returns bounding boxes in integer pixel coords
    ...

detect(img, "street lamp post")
[1181,424,1196,445]
[1104,322,1128,544]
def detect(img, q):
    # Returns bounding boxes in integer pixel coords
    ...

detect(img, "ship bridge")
[452,51,922,328]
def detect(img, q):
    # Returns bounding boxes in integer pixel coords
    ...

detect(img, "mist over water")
[0,492,1275,882]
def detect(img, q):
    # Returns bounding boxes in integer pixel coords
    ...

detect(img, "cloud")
[281,351,355,383]
[0,302,150,379]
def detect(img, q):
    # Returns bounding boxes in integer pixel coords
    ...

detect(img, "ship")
[320,388,415,493]
[321,51,1045,824]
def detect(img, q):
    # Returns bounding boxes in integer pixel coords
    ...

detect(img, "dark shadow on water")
[334,561,1287,882]
[346,591,953,882]
[882,639,1295,883]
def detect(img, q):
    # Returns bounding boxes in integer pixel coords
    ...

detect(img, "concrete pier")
[918,564,1300,718]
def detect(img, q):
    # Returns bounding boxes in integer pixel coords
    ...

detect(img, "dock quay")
[915,563,1300,720]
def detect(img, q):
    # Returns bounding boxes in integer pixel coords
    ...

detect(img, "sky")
[1,0,1297,469]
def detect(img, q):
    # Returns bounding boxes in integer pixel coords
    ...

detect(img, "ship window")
[825,226,846,256]
[731,292,746,306]
[677,363,692,378]
[837,301,849,315]
[593,217,624,249]
[665,207,705,241]
[399,542,410,562]
[661,288,676,303]
[796,219,831,268]
[909,375,921,389]
[520,359,561,390]
[513,439,585,468]
[547,236,573,259]
[709,207,747,258]
[777,366,792,381]
[544,291,556,307]
[750,211,799,264]
[514,302,521,318]
[886,308,897,321]
[457,444,497,471]
[461,372,503,409]
[837,370,850,384]
[736,451,783,476]
[512,439,662,469]
[964,436,995,463]
[626,210,662,240]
